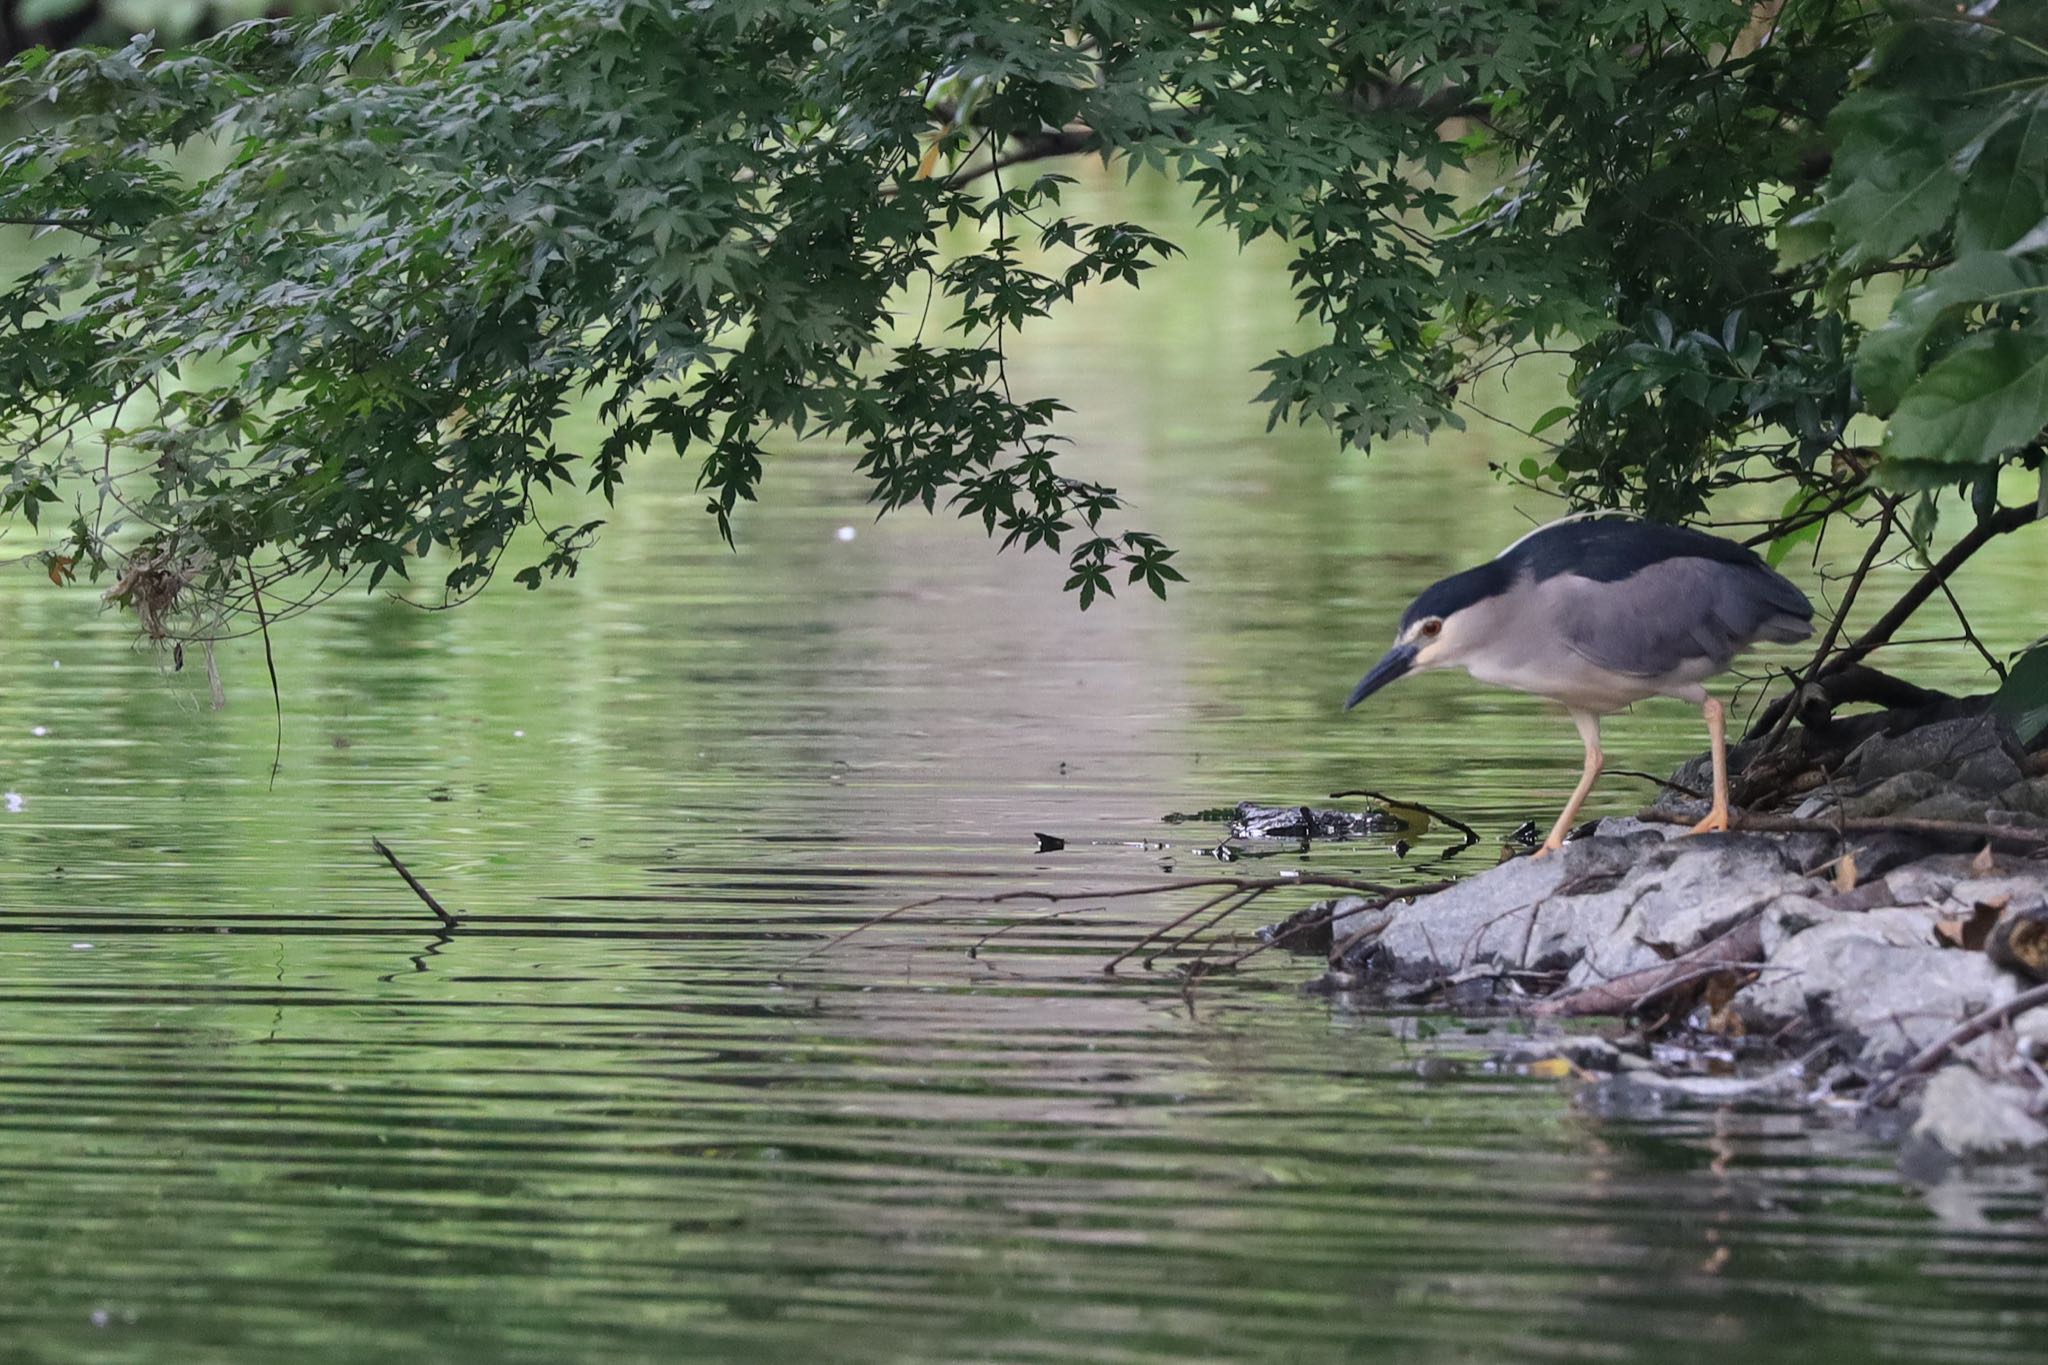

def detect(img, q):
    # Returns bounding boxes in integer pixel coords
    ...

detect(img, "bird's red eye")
[1421,619,1443,638]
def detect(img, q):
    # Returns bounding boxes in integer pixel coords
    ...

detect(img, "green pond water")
[3,171,2047,1363]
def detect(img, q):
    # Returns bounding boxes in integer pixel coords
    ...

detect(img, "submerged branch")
[370,837,461,930]
[786,872,1426,972]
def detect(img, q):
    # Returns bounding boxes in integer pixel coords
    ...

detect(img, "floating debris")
[1033,832,1066,853]
[1229,802,1404,841]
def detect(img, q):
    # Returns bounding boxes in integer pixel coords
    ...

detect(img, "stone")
[1739,914,2021,1067]
[1838,771,1949,818]
[1846,714,2027,795]
[1366,832,1663,978]
[1948,876,2048,916]
[1589,815,1682,841]
[1901,790,2000,825]
[1995,776,2048,819]
[1874,861,1965,909]
[1758,893,1842,957]
[1560,835,1823,987]
[1908,1066,2048,1158]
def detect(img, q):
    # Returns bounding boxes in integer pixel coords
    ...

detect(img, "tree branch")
[0,214,115,241]
[940,126,1097,190]
[1747,502,2038,742]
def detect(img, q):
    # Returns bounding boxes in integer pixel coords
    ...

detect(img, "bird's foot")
[1531,838,1566,860]
[1688,806,1731,835]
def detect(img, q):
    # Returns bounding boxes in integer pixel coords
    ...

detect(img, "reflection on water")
[3,170,2046,1362]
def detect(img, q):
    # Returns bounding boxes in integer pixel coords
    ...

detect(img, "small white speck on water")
[836,525,857,542]
[4,793,23,813]
[50,660,60,669]
[29,725,47,737]
[513,729,526,738]
[70,943,92,951]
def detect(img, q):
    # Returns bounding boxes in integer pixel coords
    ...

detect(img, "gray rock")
[1986,807,2048,832]
[1847,714,2027,795]
[1901,790,2000,824]
[1368,828,1829,985]
[1876,861,1966,908]
[1948,876,2048,916]
[1563,835,1823,986]
[1909,1066,2048,1157]
[1758,893,1843,957]
[1589,815,1682,841]
[1839,771,1949,818]
[1367,833,1661,978]
[1996,777,2048,819]
[1739,913,2021,1067]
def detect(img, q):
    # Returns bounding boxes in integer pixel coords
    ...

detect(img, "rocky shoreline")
[1287,707,2048,1168]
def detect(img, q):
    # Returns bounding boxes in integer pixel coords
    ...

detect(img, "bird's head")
[1344,562,1507,710]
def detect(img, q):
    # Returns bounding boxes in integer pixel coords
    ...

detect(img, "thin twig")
[1327,788,1480,847]
[1105,883,1259,974]
[1144,885,1267,967]
[1751,495,1896,749]
[369,838,461,929]
[784,873,1411,968]
[967,906,1086,962]
[1534,912,1765,1018]
[1935,572,2006,680]
[1737,480,1868,549]
[1823,503,2036,677]
[246,559,284,785]
[1606,768,1705,799]
[1637,809,2048,854]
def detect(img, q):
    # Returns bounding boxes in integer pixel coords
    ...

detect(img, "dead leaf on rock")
[1703,971,1748,1037]
[1972,842,1997,875]
[1833,852,1858,893]
[1934,900,2004,951]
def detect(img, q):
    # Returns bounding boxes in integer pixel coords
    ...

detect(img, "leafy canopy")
[1,0,2045,639]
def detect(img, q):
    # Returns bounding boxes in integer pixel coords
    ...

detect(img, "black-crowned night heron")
[1345,515,1814,854]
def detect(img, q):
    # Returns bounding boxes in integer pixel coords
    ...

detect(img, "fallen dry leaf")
[1833,851,1858,893]
[1972,842,1997,874]
[1703,971,1748,1037]
[1934,900,2004,951]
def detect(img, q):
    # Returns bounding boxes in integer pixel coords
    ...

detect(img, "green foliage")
[1995,641,2048,745]
[1803,7,2048,497]
[1,0,2044,637]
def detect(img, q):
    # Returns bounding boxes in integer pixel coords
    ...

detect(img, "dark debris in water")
[1228,802,1406,841]
[1160,806,1238,825]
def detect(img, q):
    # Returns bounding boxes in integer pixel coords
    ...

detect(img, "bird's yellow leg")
[1536,710,1604,857]
[1689,696,1731,834]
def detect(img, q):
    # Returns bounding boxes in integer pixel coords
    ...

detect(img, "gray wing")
[1549,558,1813,679]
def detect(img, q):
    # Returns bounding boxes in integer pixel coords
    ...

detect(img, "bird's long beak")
[1345,643,1416,710]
